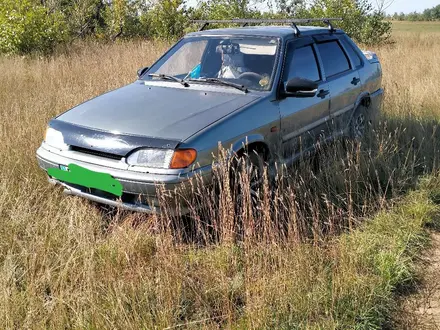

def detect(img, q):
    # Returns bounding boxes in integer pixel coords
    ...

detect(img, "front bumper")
[36,145,212,214]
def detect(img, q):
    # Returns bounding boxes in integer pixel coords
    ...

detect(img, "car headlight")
[44,127,68,150]
[127,148,197,169]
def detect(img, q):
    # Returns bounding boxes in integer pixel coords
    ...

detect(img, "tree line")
[388,4,440,21]
[0,0,391,55]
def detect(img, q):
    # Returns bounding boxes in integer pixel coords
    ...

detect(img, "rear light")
[169,149,197,169]
[362,50,379,62]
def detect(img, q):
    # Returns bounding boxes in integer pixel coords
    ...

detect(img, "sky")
[384,0,439,14]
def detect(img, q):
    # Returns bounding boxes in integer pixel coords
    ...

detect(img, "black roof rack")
[192,18,342,36]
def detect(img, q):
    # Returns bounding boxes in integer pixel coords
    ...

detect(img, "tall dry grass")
[0,30,440,328]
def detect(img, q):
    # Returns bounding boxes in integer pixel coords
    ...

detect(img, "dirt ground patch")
[394,233,440,329]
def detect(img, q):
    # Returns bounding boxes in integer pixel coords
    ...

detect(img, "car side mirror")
[284,77,318,97]
[137,66,149,78]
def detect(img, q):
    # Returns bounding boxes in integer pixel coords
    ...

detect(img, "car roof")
[186,25,344,38]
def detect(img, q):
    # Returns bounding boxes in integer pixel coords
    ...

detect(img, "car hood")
[57,82,259,141]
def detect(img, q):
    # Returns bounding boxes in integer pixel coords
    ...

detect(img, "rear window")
[340,38,362,68]
[317,41,350,78]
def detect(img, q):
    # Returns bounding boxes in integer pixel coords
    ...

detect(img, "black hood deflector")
[49,120,181,157]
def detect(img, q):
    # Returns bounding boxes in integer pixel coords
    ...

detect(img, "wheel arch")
[348,92,371,124]
[354,91,371,111]
[230,134,270,161]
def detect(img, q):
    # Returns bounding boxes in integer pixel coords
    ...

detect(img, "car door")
[315,37,363,137]
[278,38,330,161]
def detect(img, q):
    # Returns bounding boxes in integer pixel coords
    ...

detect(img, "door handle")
[351,77,361,85]
[317,89,329,98]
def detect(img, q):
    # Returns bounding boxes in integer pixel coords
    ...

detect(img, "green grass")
[237,176,440,329]
[392,21,440,33]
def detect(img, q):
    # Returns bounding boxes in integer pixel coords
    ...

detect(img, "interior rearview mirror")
[284,77,318,97]
[137,66,149,78]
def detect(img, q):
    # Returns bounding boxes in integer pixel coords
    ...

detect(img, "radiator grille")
[70,146,123,160]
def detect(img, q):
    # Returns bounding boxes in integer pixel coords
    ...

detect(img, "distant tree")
[423,5,440,20]
[406,11,422,21]
[47,0,106,38]
[194,0,264,20]
[142,0,189,40]
[375,0,394,14]
[275,0,306,16]
[0,0,67,54]
[100,0,147,40]
[298,0,392,45]
[388,4,440,21]
[0,0,398,54]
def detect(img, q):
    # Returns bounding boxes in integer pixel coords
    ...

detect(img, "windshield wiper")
[187,78,248,93]
[148,73,189,87]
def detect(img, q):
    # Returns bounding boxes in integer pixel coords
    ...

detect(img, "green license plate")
[48,163,123,196]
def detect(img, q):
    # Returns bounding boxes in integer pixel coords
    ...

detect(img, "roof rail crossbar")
[192,18,342,35]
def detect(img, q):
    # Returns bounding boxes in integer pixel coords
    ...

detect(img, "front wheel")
[234,149,265,202]
[232,149,267,238]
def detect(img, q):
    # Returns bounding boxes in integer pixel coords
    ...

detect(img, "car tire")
[350,105,371,140]
[231,148,266,237]
[234,148,265,200]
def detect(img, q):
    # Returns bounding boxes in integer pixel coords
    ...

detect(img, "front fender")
[230,134,267,155]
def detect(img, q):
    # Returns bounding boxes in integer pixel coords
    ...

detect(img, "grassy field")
[392,20,440,33]
[1,25,440,328]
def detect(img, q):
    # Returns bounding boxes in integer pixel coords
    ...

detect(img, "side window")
[317,41,350,78]
[284,44,320,82]
[340,37,362,68]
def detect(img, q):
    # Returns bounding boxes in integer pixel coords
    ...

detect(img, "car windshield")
[144,36,279,91]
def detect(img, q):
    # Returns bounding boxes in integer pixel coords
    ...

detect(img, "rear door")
[278,39,330,160]
[315,36,363,137]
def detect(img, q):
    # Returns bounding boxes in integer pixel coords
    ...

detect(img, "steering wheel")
[238,72,263,83]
